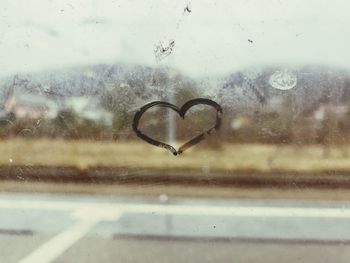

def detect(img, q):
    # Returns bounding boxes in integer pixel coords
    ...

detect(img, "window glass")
[1,1,350,262]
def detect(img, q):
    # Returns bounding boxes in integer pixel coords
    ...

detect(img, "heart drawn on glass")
[132,98,223,155]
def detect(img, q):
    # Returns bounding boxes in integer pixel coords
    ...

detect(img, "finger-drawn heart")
[132,98,223,155]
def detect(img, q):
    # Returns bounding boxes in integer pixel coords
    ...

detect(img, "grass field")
[1,139,350,173]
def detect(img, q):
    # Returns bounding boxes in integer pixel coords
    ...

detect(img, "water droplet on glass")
[154,39,175,61]
[159,194,169,203]
[269,69,297,90]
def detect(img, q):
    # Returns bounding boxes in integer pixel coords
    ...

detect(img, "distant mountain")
[1,63,350,118]
[0,63,200,112]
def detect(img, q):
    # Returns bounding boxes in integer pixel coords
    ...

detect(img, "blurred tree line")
[1,64,350,148]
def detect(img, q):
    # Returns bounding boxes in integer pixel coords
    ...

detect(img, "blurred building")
[4,91,58,119]
[65,97,113,126]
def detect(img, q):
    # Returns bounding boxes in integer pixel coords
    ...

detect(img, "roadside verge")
[2,165,350,189]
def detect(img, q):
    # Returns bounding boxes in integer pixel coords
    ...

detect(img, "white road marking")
[4,197,350,263]
[0,198,350,218]
[18,207,122,263]
[19,219,98,263]
[0,199,79,210]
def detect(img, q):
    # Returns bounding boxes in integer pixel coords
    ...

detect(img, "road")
[1,193,350,262]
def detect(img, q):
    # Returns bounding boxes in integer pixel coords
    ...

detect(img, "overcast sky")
[1,0,350,77]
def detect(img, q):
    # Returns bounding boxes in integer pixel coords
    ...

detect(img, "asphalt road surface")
[1,193,350,263]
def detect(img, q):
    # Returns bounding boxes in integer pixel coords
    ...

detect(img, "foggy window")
[1,1,350,262]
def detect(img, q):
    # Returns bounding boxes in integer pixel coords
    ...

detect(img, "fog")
[1,0,350,77]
